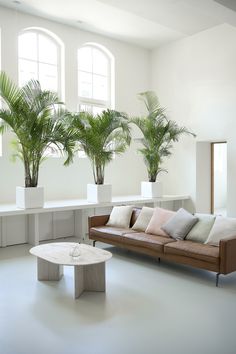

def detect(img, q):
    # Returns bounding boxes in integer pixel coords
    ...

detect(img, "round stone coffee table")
[30,242,112,299]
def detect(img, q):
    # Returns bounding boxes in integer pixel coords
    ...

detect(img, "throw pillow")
[161,208,198,240]
[145,207,176,237]
[132,207,154,232]
[106,205,134,228]
[186,213,216,243]
[205,216,236,246]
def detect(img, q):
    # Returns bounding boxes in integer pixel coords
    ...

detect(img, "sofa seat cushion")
[90,226,136,241]
[123,232,175,252]
[164,240,219,264]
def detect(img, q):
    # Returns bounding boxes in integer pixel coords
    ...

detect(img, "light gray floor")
[1,240,236,354]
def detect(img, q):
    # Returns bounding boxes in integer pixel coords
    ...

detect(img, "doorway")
[211,142,227,216]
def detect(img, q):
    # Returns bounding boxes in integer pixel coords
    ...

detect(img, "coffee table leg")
[84,262,106,291]
[74,262,106,299]
[37,258,63,281]
[74,266,85,299]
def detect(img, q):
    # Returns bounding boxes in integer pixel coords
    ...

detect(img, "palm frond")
[0,72,24,112]
[138,91,159,114]
[132,91,196,182]
[0,71,75,187]
[67,109,131,184]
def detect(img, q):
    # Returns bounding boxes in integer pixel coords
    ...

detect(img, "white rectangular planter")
[16,186,44,209]
[87,184,112,203]
[141,181,163,198]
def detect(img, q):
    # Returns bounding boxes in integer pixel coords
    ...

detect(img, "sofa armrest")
[88,215,110,229]
[219,236,236,274]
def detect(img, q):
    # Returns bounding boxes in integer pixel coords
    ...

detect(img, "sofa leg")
[158,257,160,264]
[93,240,96,247]
[216,273,220,287]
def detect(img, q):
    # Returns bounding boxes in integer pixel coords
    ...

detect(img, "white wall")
[196,142,211,213]
[151,24,236,216]
[0,6,150,203]
[214,143,227,210]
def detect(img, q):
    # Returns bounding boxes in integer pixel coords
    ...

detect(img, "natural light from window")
[18,30,59,93]
[78,44,112,114]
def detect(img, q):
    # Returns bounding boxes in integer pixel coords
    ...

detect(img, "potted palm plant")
[0,72,74,208]
[68,109,131,203]
[132,91,195,198]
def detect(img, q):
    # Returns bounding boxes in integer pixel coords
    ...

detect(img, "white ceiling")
[1,0,236,48]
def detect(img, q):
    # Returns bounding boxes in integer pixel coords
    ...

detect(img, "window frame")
[18,28,63,99]
[77,43,114,113]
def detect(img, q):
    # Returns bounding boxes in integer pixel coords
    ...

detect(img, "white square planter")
[87,184,112,203]
[141,181,163,198]
[16,186,44,209]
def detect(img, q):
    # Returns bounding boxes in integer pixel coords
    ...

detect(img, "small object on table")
[69,244,81,257]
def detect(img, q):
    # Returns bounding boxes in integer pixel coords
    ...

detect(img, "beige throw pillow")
[106,205,134,228]
[205,216,236,246]
[132,207,154,232]
[145,207,176,237]
[186,213,216,243]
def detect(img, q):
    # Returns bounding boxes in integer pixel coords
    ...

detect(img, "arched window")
[18,28,63,96]
[78,44,114,114]
[18,28,64,158]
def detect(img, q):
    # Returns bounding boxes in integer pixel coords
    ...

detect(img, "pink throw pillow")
[145,207,176,237]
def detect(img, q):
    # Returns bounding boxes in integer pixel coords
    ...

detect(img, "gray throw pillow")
[186,213,216,243]
[161,208,198,240]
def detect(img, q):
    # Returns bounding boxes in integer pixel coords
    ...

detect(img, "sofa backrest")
[130,208,141,227]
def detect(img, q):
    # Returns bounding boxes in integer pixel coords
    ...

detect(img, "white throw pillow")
[106,205,134,228]
[132,207,154,232]
[205,216,236,246]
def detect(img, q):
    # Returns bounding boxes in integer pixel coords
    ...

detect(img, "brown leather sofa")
[88,208,236,286]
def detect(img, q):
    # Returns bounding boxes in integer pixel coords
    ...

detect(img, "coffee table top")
[30,242,112,266]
